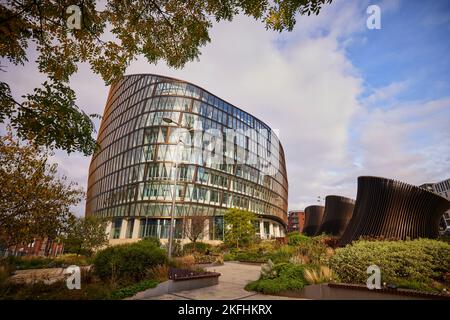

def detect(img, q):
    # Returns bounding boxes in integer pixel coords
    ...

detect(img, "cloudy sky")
[3,0,450,216]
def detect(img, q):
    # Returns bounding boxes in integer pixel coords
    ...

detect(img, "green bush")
[0,269,113,300]
[0,266,159,300]
[2,256,56,270]
[183,242,212,254]
[223,253,235,261]
[0,266,12,286]
[193,253,218,264]
[222,237,333,265]
[295,237,332,265]
[287,233,311,246]
[330,239,450,287]
[0,254,92,271]
[222,243,296,264]
[110,279,158,300]
[93,240,167,283]
[268,245,296,263]
[245,263,307,294]
[54,254,92,267]
[234,251,267,263]
[141,237,162,248]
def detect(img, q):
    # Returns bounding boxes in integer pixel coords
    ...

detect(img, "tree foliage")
[224,208,256,248]
[0,128,83,248]
[63,215,109,256]
[0,0,332,155]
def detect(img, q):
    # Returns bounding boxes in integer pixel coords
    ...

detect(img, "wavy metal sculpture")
[338,176,450,246]
[315,195,355,237]
[302,205,325,236]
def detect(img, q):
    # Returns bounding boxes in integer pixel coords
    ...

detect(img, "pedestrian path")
[142,262,305,300]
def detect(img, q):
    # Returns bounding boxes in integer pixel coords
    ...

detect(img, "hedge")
[183,242,212,254]
[330,238,450,285]
[93,240,167,282]
[245,263,307,294]
[287,233,312,246]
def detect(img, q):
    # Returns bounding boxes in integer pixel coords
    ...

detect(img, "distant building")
[420,178,450,232]
[288,210,305,233]
[2,238,64,257]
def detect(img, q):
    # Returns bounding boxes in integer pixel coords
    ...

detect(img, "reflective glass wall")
[86,74,288,240]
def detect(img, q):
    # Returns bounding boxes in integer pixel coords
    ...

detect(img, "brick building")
[287,210,305,233]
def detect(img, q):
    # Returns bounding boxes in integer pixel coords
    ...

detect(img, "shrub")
[295,237,332,265]
[303,265,334,285]
[214,255,224,265]
[221,243,295,264]
[287,233,311,246]
[234,251,267,263]
[0,254,92,271]
[110,279,158,300]
[222,238,333,265]
[393,278,435,292]
[289,254,310,265]
[54,254,92,267]
[245,263,307,294]
[223,253,235,261]
[0,266,12,286]
[261,259,277,279]
[250,240,278,253]
[141,237,162,248]
[268,245,296,263]
[146,265,169,283]
[171,255,196,269]
[193,254,217,264]
[172,240,184,257]
[0,269,114,300]
[93,240,167,283]
[4,256,56,270]
[183,242,212,254]
[330,239,450,286]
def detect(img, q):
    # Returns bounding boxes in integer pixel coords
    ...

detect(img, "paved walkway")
[143,262,304,300]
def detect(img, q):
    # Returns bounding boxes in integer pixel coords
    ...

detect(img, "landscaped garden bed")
[128,267,221,299]
[2,232,449,300]
[243,233,450,298]
[326,283,450,300]
[0,239,167,300]
[0,238,224,300]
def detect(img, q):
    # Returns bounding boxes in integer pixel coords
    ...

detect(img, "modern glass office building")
[86,74,288,243]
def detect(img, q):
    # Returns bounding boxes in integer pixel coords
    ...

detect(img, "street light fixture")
[162,117,194,259]
[162,117,175,125]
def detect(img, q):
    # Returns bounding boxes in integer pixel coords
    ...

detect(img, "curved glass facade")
[86,74,288,241]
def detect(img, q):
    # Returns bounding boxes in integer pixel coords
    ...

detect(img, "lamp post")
[162,117,193,259]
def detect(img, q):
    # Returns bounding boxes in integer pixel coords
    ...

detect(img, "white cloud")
[365,81,408,105]
[351,97,450,185]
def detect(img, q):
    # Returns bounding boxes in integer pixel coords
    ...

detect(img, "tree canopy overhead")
[0,0,332,155]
